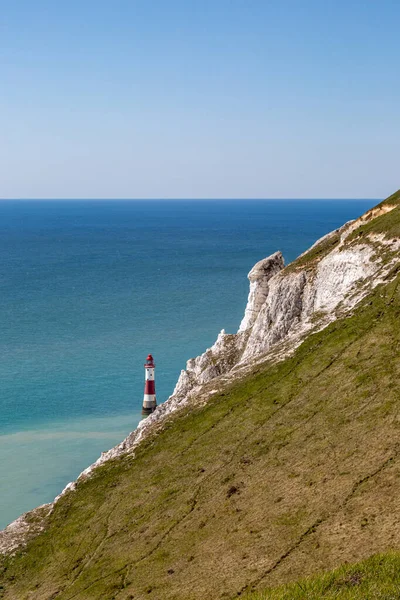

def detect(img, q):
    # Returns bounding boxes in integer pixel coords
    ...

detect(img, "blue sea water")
[0,199,377,528]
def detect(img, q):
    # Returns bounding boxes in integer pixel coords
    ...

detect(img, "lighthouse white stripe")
[143,394,156,407]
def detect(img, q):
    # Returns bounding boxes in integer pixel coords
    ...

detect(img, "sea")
[0,199,377,529]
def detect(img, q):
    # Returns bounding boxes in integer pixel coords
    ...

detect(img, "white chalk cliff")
[1,200,400,554]
[170,215,397,401]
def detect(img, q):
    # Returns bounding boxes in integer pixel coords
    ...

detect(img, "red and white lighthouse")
[142,354,157,415]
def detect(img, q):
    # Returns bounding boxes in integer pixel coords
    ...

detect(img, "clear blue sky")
[1,0,398,199]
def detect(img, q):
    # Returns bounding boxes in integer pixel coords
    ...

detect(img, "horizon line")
[0,197,381,202]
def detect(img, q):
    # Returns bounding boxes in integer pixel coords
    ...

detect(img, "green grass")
[2,198,400,598]
[285,189,400,273]
[284,230,341,273]
[344,189,400,243]
[347,203,400,242]
[376,189,400,208]
[243,552,400,599]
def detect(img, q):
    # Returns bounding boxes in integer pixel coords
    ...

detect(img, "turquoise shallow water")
[0,199,376,528]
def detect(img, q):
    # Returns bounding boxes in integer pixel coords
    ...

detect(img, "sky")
[0,0,399,199]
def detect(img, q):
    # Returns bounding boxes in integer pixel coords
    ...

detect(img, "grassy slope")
[1,266,400,599]
[376,188,400,208]
[245,552,400,599]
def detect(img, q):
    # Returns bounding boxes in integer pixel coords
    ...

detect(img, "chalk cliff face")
[238,251,285,332]
[1,198,399,555]
[171,221,394,401]
[241,243,377,360]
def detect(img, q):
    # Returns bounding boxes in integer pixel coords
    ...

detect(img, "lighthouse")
[142,354,157,415]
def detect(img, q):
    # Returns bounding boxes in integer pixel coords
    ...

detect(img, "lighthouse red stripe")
[144,380,155,394]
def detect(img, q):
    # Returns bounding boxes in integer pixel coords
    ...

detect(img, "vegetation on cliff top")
[285,189,400,273]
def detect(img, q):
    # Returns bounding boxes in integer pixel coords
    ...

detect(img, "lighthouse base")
[142,404,157,416]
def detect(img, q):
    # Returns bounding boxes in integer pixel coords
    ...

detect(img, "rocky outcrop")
[0,504,52,556]
[241,243,377,360]
[172,252,285,397]
[171,231,383,397]
[238,252,285,332]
